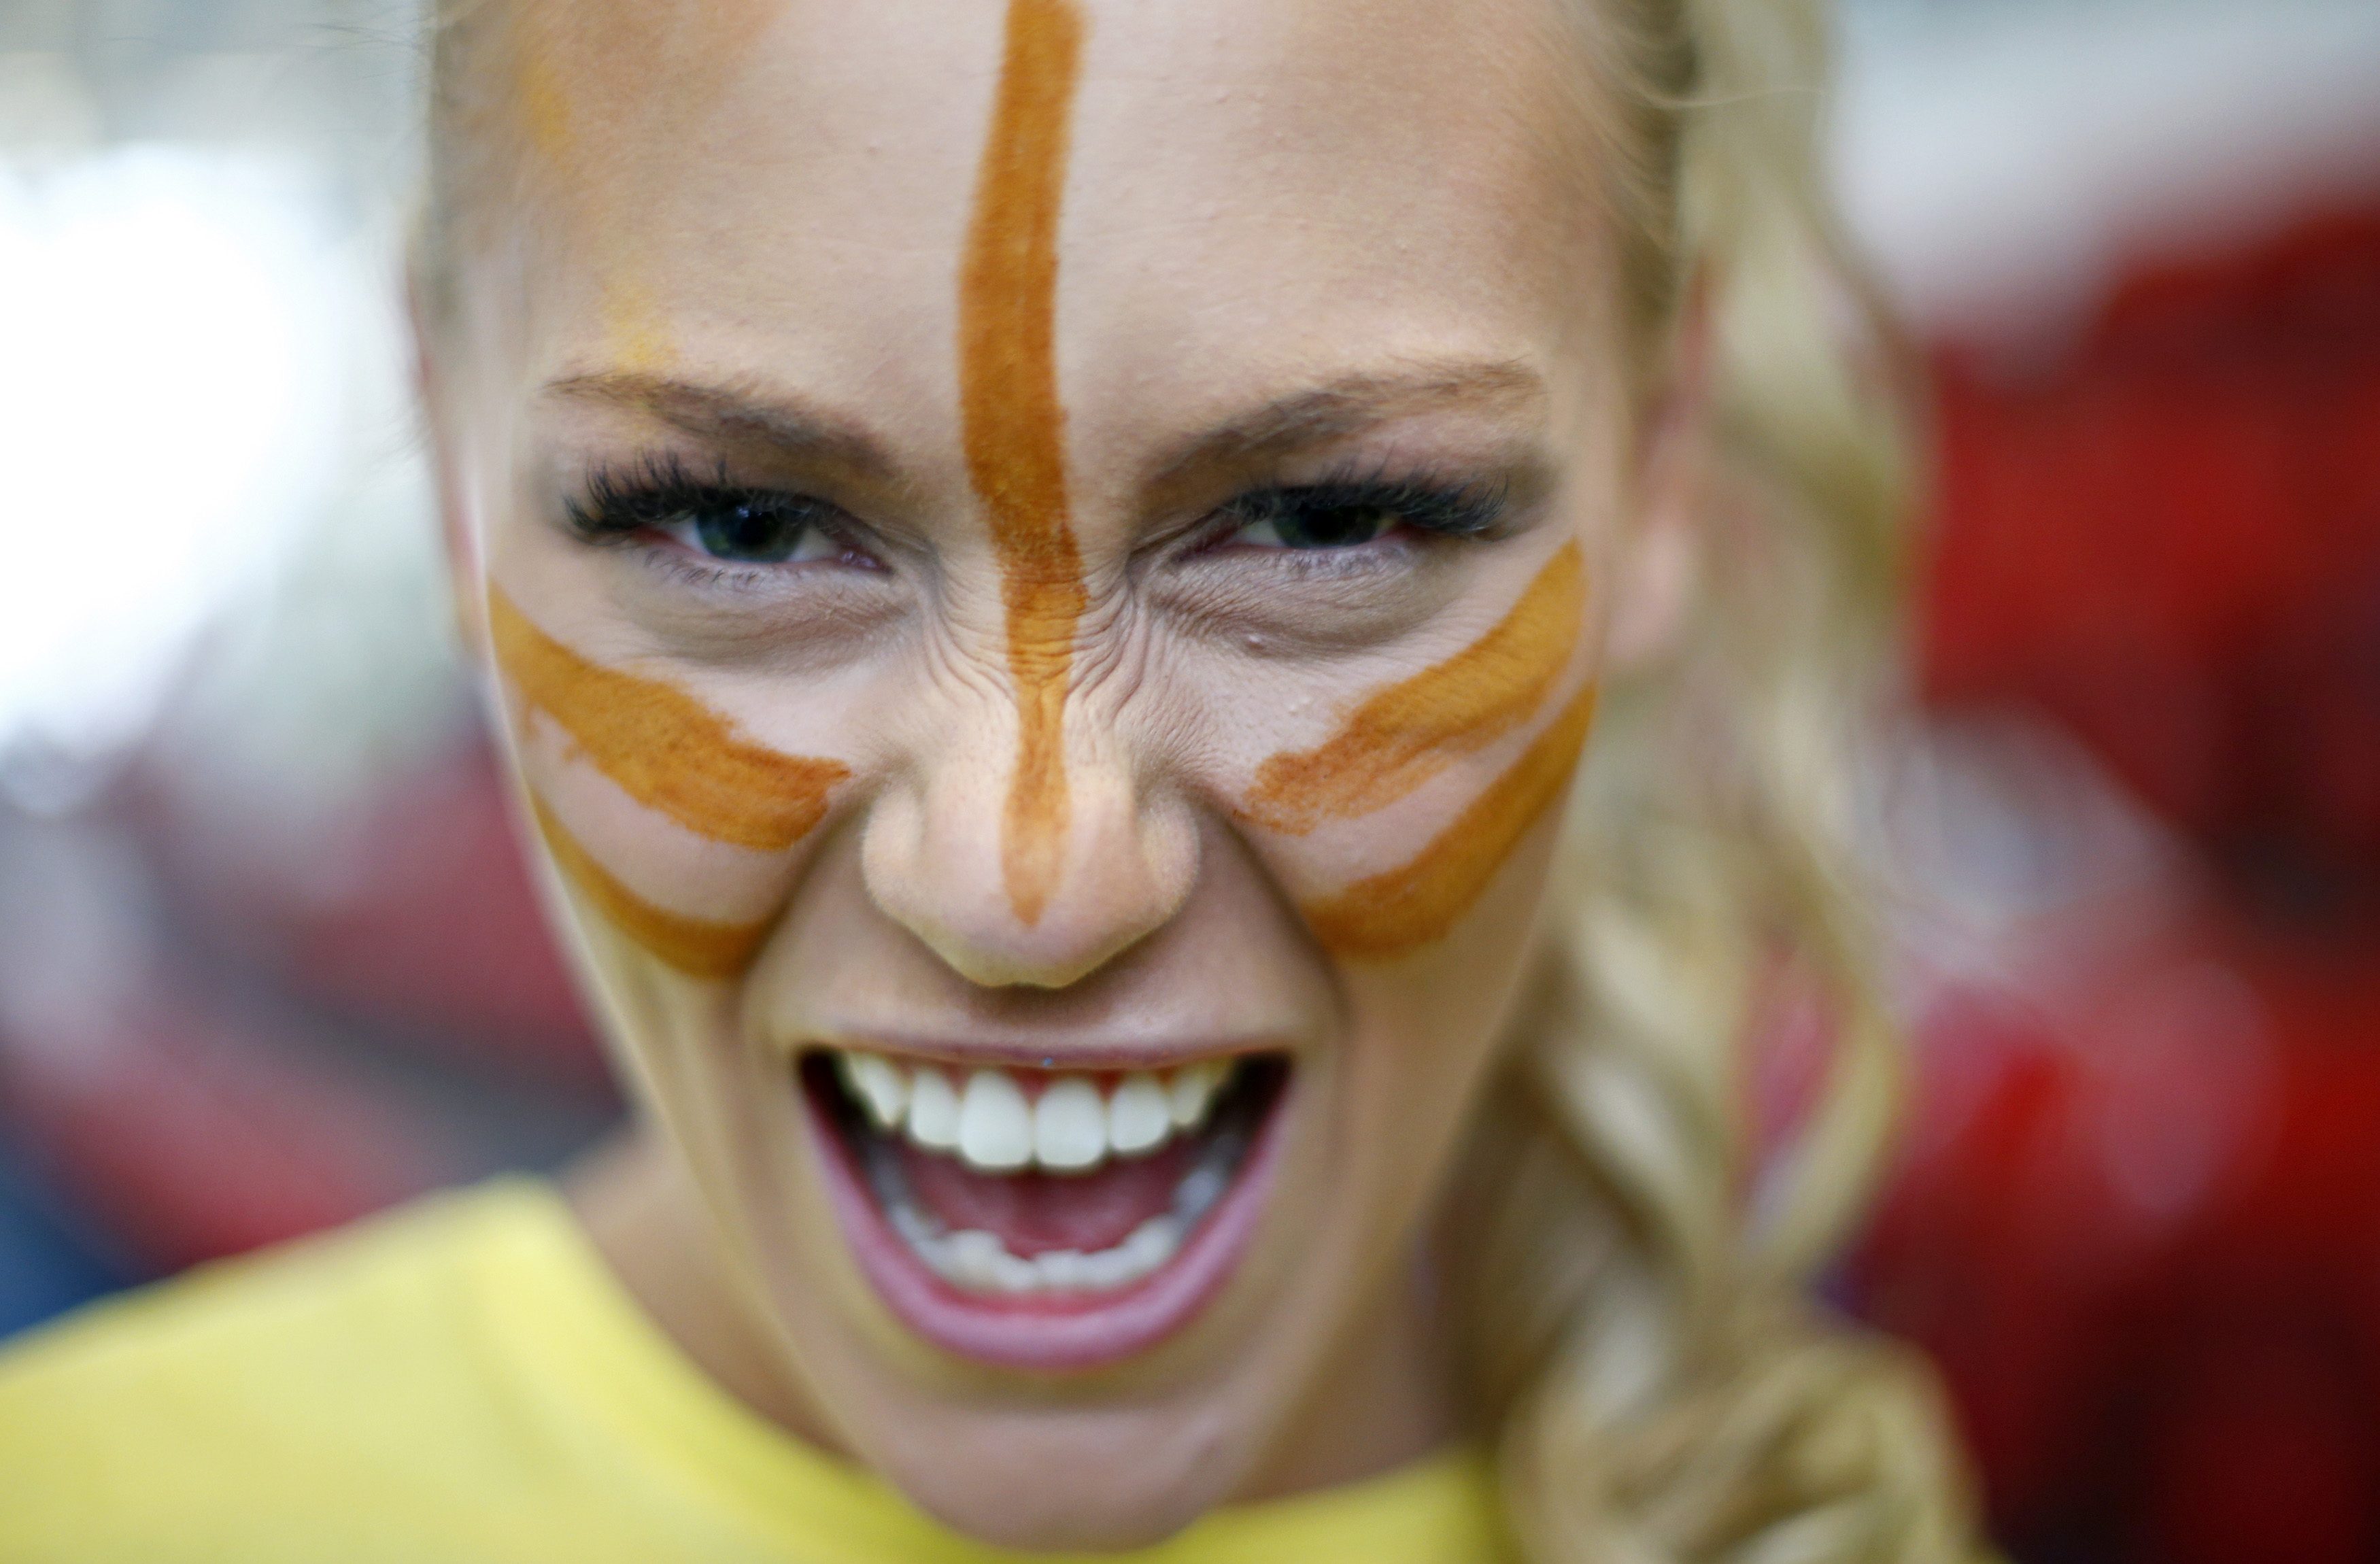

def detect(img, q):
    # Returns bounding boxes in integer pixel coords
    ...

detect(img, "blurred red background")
[1852,201,2380,1563]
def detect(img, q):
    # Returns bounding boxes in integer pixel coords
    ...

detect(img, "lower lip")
[802,1067,1289,1374]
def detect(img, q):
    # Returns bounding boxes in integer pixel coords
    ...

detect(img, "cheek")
[1225,540,1597,959]
[513,727,806,979]
[1296,681,1595,957]
[1242,541,1584,835]
[490,586,852,981]
[1296,819,1567,1272]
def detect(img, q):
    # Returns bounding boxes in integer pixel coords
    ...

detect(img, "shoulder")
[0,1179,583,1562]
[0,1177,559,1418]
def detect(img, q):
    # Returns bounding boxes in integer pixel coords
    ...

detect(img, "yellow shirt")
[0,1179,1510,1563]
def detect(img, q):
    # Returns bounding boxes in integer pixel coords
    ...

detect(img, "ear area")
[1601,280,1711,675]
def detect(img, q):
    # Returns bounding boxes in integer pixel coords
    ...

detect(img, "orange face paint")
[1242,542,1586,835]
[598,285,675,375]
[529,796,771,979]
[957,0,1089,927]
[490,590,847,977]
[513,44,575,169]
[488,588,849,853]
[498,0,776,374]
[1302,683,1599,959]
[503,0,777,171]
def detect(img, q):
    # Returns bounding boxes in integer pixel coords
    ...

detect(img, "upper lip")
[801,1033,1293,1074]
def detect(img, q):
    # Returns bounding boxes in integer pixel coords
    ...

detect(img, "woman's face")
[437,0,1659,1547]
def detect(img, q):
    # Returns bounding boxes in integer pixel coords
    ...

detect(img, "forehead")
[493,0,1599,446]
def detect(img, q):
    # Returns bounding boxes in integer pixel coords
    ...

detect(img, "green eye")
[568,462,882,574]
[675,498,839,564]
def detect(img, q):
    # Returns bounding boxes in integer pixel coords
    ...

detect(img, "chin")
[708,1030,1370,1550]
[869,1408,1255,1554]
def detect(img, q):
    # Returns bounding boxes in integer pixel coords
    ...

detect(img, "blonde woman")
[0,0,1985,1559]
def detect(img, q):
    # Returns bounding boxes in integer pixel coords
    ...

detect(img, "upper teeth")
[834,1051,1234,1174]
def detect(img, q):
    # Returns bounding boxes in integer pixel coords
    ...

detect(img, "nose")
[860,696,1200,989]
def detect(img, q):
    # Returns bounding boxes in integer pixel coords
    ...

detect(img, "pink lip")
[821,1033,1291,1074]
[802,1068,1289,1374]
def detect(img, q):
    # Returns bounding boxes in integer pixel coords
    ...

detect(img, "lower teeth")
[866,1123,1246,1297]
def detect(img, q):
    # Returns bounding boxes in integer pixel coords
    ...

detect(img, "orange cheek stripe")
[958,0,1088,928]
[1242,541,1587,834]
[1302,682,1600,959]
[529,795,770,979]
[487,588,849,853]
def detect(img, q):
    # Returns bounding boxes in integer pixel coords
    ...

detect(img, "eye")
[1229,495,1398,550]
[565,458,877,572]
[658,495,843,564]
[1219,477,1510,552]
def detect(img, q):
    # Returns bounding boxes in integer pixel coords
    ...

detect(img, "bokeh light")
[0,148,345,796]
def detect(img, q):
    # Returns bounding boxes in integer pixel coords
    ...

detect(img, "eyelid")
[564,454,811,537]
[1217,472,1514,545]
[562,452,889,569]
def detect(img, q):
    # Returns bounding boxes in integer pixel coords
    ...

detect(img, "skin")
[424,0,1703,1549]
[1240,541,1588,838]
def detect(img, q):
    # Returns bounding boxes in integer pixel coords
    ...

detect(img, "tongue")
[896,1139,1196,1257]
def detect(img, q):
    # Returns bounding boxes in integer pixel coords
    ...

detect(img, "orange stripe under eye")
[1301,681,1599,959]
[487,587,849,853]
[1242,541,1586,835]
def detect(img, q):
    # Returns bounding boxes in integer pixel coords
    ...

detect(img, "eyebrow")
[544,360,1547,507]
[1146,360,1549,504]
[542,371,901,485]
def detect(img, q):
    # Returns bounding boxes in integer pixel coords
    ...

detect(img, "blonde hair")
[1455,1,1987,1559]
[418,1,1986,1557]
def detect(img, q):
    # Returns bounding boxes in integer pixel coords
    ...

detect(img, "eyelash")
[562,455,1512,575]
[564,454,821,543]
[1217,471,1513,546]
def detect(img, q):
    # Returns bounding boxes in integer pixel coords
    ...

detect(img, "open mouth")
[800,1048,1291,1372]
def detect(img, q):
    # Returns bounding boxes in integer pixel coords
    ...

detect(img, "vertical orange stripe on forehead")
[1302,683,1600,959]
[487,588,849,852]
[959,0,1089,928]
[1242,541,1588,834]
